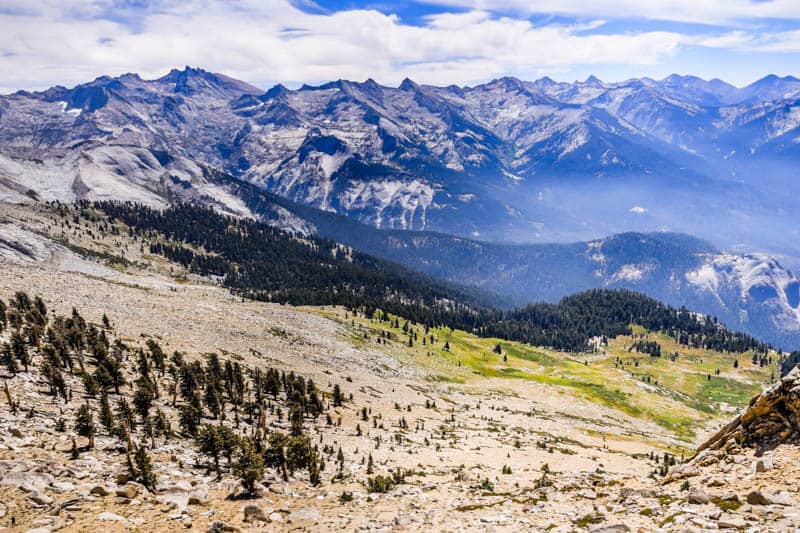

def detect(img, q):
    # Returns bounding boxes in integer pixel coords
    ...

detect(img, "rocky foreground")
[0,205,798,532]
[658,367,800,531]
[2,363,799,533]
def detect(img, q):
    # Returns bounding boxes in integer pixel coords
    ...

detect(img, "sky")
[1,0,800,93]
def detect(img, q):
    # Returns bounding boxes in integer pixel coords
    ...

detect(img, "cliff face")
[669,366,800,481]
[706,366,800,451]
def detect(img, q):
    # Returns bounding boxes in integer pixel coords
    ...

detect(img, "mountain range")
[3,68,800,251]
[1,67,800,348]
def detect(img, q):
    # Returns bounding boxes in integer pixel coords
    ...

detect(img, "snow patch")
[685,262,720,293]
[686,253,800,330]
[609,262,654,283]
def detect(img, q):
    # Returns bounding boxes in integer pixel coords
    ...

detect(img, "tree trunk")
[3,381,14,412]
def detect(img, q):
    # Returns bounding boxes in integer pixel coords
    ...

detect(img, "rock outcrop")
[668,366,800,480]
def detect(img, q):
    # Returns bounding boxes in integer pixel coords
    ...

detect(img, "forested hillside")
[208,171,800,351]
[86,202,768,355]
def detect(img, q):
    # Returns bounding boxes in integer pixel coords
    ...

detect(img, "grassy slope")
[13,203,774,444]
[308,307,775,443]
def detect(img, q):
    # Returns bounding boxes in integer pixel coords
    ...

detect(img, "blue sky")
[1,0,800,93]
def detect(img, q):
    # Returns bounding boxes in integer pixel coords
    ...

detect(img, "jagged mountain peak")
[398,77,419,92]
[156,65,262,98]
[662,73,707,85]
[488,76,526,89]
[263,83,291,99]
[583,75,604,86]
[156,65,211,83]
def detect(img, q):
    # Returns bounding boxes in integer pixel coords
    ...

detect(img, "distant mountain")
[172,177,800,349]
[307,219,800,350]
[738,74,800,104]
[2,68,800,260]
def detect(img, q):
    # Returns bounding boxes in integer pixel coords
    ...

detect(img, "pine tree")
[10,333,29,372]
[290,406,304,436]
[2,341,18,376]
[233,437,264,496]
[285,435,311,476]
[308,445,321,486]
[116,397,136,431]
[100,391,114,431]
[264,432,289,482]
[332,384,343,407]
[179,394,204,436]
[75,403,95,449]
[133,378,155,421]
[197,424,224,476]
[130,444,157,491]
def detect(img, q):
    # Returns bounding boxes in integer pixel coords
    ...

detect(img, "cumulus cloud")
[0,0,795,93]
[0,0,716,92]
[629,206,647,214]
[421,0,800,26]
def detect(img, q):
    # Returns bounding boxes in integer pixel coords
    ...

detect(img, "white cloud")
[0,0,794,93]
[0,0,701,92]
[421,0,800,26]
[629,206,647,214]
[690,29,800,53]
[734,30,800,53]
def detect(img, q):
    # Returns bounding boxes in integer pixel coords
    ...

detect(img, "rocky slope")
[0,203,797,532]
[683,365,800,462]
[654,366,800,530]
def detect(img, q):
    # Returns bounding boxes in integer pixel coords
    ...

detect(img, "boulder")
[28,492,54,506]
[207,520,240,532]
[746,490,793,506]
[751,458,773,473]
[688,487,710,504]
[746,490,770,505]
[115,484,138,499]
[97,511,128,523]
[243,504,269,523]
[690,367,800,463]
[589,525,630,533]
[89,485,109,496]
[288,507,322,522]
[717,515,749,529]
[618,487,656,500]
[188,487,208,505]
[160,492,189,511]
[0,471,54,492]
